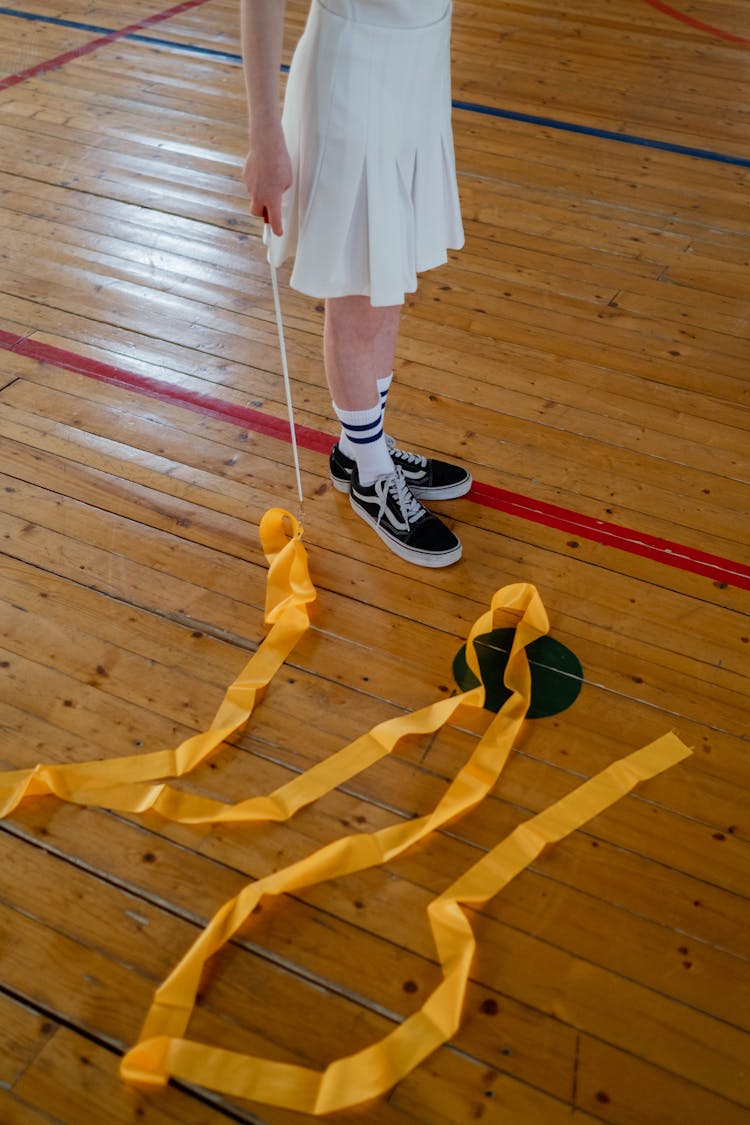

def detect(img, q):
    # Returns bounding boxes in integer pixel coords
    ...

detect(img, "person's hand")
[243,125,292,236]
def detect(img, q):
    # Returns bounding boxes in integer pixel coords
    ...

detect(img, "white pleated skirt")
[266,0,464,307]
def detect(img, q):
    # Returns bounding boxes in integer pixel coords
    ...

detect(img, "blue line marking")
[126,32,241,62]
[2,6,748,168]
[0,6,111,33]
[452,99,750,169]
[0,6,242,60]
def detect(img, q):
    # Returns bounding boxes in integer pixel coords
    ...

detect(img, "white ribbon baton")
[264,210,305,517]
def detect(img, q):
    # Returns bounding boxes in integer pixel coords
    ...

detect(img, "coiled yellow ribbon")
[0,509,691,1114]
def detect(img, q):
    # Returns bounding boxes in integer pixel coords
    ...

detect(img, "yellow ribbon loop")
[0,509,315,819]
[120,734,689,1112]
[0,509,692,1113]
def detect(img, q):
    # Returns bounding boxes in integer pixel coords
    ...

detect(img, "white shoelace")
[377,470,425,529]
[385,435,427,469]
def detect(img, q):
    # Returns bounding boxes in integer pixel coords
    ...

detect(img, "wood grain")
[0,0,748,1122]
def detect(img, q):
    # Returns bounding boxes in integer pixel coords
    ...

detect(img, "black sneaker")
[330,435,472,500]
[349,465,462,568]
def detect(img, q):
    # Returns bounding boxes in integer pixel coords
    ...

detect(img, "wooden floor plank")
[2,763,745,1118]
[5,353,748,575]
[2,769,746,1111]
[2,525,746,811]
[0,371,745,639]
[1,0,748,1121]
[0,992,57,1091]
[1,450,747,746]
[0,852,599,1125]
[0,1090,62,1125]
[1,396,747,759]
[7,291,749,466]
[10,1025,259,1124]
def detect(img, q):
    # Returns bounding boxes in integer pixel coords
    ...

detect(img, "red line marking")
[0,0,212,91]
[2,327,749,591]
[470,483,750,589]
[0,330,27,349]
[642,0,750,47]
[0,329,333,454]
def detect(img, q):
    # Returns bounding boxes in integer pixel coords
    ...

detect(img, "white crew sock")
[377,371,392,416]
[338,371,394,460]
[334,399,393,485]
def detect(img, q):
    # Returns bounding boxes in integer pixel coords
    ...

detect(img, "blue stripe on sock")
[342,419,383,432]
[345,427,384,445]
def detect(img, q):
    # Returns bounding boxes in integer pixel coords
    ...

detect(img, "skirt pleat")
[266,0,464,307]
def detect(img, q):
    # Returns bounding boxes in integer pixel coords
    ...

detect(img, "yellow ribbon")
[0,509,315,819]
[120,731,688,1115]
[0,509,692,1114]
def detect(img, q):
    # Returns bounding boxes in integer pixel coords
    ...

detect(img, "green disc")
[452,627,583,718]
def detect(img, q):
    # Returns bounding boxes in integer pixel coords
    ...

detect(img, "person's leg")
[325,295,472,504]
[324,295,400,484]
[323,295,462,568]
[324,295,401,411]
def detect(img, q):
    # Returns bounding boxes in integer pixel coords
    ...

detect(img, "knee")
[326,296,402,343]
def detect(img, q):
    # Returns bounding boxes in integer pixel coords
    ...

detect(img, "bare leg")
[323,295,463,567]
[324,295,401,411]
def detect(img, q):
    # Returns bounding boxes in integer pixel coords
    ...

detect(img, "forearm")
[240,0,292,234]
[240,0,287,140]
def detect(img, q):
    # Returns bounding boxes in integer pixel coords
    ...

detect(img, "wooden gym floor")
[0,1,748,1122]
